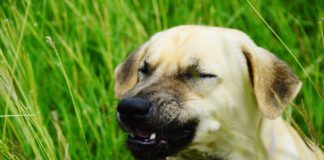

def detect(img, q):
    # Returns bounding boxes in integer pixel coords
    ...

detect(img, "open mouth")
[128,131,158,145]
[116,109,199,159]
[125,130,171,160]
[127,129,192,145]
[124,127,196,160]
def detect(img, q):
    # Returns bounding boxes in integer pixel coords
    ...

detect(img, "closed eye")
[199,73,217,78]
[138,61,149,74]
[182,71,217,79]
[181,63,217,79]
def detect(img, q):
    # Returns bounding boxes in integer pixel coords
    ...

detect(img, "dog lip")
[127,134,158,145]
[127,130,158,145]
[134,130,152,138]
[124,121,198,159]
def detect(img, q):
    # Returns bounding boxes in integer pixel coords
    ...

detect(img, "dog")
[114,25,323,160]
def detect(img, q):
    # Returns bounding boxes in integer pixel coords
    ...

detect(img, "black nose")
[117,97,152,127]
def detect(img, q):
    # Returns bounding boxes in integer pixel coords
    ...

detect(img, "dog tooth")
[130,133,135,138]
[149,133,156,140]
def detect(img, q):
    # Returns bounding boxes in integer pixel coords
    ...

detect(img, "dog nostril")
[117,98,152,116]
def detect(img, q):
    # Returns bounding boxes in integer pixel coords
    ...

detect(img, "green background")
[0,0,323,159]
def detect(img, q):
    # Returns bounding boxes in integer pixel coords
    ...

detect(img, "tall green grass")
[0,0,323,159]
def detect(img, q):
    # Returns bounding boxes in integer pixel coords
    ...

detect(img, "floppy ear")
[114,44,147,99]
[242,39,302,119]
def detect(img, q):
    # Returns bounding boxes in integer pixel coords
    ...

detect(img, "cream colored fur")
[115,25,323,160]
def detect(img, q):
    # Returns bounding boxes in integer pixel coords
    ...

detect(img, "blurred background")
[0,0,323,159]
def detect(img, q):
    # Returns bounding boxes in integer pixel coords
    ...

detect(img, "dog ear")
[114,44,147,99]
[241,38,302,119]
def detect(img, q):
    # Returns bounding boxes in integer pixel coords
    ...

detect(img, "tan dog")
[114,25,323,160]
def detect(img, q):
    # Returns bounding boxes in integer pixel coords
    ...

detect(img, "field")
[0,0,323,159]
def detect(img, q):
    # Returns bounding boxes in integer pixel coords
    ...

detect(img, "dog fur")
[114,25,323,160]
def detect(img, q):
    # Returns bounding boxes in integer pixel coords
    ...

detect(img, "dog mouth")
[123,124,196,160]
[116,98,199,159]
[127,131,158,145]
[127,129,192,144]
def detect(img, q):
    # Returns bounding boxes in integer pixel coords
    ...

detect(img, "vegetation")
[0,0,323,159]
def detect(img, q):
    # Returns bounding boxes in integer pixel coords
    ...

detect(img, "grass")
[0,0,323,159]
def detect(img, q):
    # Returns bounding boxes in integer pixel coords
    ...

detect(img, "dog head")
[114,25,301,159]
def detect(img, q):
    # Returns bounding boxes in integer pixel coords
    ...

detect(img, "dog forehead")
[144,26,243,72]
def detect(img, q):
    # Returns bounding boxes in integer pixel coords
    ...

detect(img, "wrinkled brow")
[139,58,160,73]
[178,59,200,74]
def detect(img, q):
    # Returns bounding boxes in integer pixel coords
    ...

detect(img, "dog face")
[114,25,301,159]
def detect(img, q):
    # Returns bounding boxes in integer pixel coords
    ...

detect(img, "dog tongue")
[135,131,151,138]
